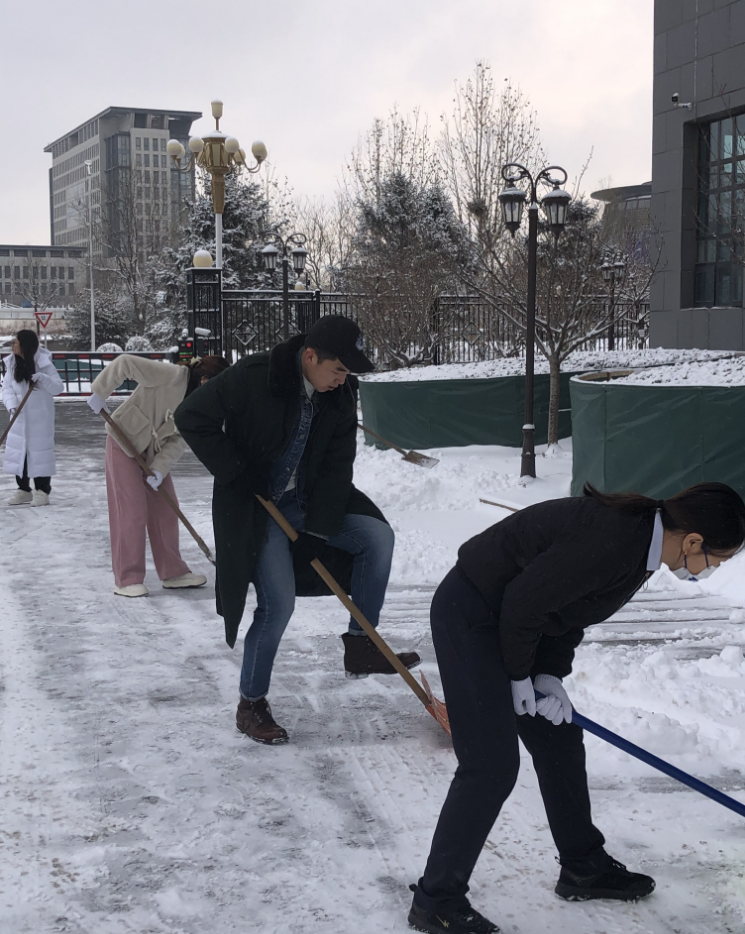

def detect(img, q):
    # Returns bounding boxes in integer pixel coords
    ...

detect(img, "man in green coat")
[174,316,420,745]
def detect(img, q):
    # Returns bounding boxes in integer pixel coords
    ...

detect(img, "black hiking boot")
[555,855,655,901]
[408,886,500,934]
[342,632,421,679]
[236,696,289,745]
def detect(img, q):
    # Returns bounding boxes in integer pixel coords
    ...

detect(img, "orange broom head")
[421,672,451,737]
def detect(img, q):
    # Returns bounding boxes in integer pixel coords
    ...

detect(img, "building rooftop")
[43,106,203,153]
[591,182,652,203]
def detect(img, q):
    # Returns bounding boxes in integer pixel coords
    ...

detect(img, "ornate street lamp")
[260,233,308,339]
[600,250,627,351]
[498,163,571,479]
[167,100,267,270]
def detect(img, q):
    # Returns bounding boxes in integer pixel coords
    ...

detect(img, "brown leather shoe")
[341,632,421,679]
[236,696,289,745]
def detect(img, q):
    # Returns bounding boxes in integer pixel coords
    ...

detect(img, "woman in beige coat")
[88,354,228,597]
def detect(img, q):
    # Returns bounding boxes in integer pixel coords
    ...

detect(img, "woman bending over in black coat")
[408,482,745,934]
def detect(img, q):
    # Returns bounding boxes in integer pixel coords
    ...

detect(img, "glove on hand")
[511,677,537,717]
[87,393,109,415]
[146,469,164,491]
[31,373,41,383]
[291,531,327,566]
[534,673,573,725]
[8,409,16,419]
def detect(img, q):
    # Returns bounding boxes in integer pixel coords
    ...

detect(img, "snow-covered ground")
[2,403,745,933]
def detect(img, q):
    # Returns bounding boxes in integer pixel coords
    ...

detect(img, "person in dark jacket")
[174,316,420,746]
[408,482,745,934]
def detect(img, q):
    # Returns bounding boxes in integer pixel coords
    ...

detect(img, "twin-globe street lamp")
[498,163,572,479]
[167,100,267,270]
[600,251,627,351]
[260,234,308,340]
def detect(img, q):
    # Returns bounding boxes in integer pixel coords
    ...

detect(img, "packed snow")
[361,348,736,382]
[612,355,745,386]
[1,403,745,933]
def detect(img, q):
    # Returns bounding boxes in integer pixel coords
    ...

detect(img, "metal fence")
[185,267,650,367]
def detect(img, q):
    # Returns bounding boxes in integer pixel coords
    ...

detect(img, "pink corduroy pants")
[105,435,191,587]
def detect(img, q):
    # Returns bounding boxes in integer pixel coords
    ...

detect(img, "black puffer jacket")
[456,496,654,680]
[174,335,384,647]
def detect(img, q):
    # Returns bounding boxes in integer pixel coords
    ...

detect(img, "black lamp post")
[600,251,626,351]
[260,233,308,339]
[498,163,571,479]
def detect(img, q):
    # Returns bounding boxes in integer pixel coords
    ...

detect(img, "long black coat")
[174,335,384,647]
[457,495,655,681]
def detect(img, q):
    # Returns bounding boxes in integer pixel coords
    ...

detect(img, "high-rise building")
[651,0,745,349]
[44,106,201,261]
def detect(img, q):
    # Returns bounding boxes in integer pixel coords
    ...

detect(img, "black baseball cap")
[305,315,375,373]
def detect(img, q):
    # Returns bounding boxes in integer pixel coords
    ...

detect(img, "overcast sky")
[0,0,653,245]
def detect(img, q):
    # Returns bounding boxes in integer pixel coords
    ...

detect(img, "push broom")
[257,494,451,734]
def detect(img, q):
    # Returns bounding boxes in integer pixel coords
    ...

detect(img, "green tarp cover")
[359,373,574,450]
[570,377,745,499]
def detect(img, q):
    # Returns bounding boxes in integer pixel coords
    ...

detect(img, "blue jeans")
[240,491,395,701]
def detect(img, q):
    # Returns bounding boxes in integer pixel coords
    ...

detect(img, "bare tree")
[294,193,356,291]
[440,63,547,254]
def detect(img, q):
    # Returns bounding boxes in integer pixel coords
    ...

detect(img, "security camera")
[672,92,692,110]
[194,327,212,337]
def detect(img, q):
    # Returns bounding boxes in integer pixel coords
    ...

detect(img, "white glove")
[534,674,573,725]
[87,393,109,414]
[146,470,163,491]
[8,409,16,419]
[511,677,537,716]
[31,373,40,383]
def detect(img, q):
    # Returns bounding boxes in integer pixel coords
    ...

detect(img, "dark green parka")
[173,335,384,647]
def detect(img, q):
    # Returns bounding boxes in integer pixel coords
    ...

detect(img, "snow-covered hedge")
[612,354,745,386]
[361,348,733,383]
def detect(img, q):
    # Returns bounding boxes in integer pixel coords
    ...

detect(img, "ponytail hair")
[13,329,39,383]
[180,354,230,395]
[584,482,745,554]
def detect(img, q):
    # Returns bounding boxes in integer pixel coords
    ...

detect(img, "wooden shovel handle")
[0,383,34,448]
[100,408,215,564]
[357,422,408,458]
[256,494,430,707]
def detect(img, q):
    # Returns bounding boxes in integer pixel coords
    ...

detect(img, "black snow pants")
[16,457,51,494]
[417,566,605,912]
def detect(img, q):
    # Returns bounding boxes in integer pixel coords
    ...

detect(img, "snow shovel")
[99,408,216,566]
[256,494,451,735]
[535,691,745,822]
[0,383,34,448]
[358,423,439,469]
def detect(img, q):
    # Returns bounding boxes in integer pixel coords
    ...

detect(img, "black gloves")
[291,531,327,566]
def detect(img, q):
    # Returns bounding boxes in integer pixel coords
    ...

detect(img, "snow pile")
[362,348,733,382]
[612,355,745,386]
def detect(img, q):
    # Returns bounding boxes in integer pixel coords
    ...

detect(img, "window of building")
[22,267,28,279]
[41,267,47,279]
[3,267,9,278]
[41,283,47,296]
[152,137,159,149]
[134,113,148,129]
[136,137,142,149]
[58,283,65,296]
[4,283,10,294]
[68,267,74,279]
[51,267,57,279]
[144,171,150,184]
[13,267,19,278]
[69,283,75,295]
[160,139,167,152]
[136,154,142,168]
[695,114,745,307]
[144,154,150,168]
[144,138,150,151]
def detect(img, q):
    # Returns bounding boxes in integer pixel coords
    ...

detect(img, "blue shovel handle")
[535,691,745,821]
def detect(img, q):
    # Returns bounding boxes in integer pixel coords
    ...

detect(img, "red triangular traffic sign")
[34,310,54,328]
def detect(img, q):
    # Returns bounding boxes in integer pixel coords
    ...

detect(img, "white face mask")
[672,565,718,581]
